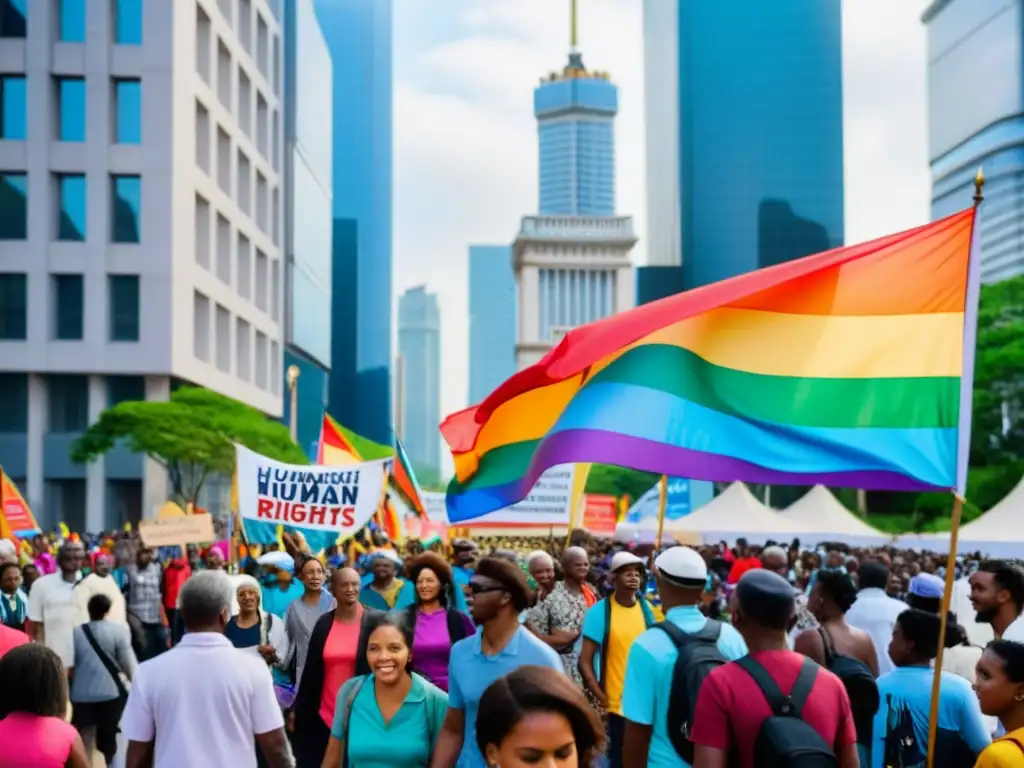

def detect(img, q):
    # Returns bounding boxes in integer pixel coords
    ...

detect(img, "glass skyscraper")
[315,0,393,445]
[534,40,617,215]
[673,0,844,289]
[468,245,516,405]
[925,0,1024,283]
[398,286,441,476]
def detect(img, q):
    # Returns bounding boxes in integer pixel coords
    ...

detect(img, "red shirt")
[691,649,856,768]
[162,559,192,610]
[727,556,762,584]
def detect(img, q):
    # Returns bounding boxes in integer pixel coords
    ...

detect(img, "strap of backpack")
[817,626,836,665]
[654,618,721,647]
[736,656,817,719]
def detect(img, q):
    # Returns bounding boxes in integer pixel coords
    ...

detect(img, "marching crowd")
[3,531,1024,768]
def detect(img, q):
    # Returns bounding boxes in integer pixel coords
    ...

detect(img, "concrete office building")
[468,244,516,405]
[0,0,284,529]
[924,0,1024,282]
[283,0,332,459]
[640,0,844,297]
[398,286,440,477]
[315,0,393,445]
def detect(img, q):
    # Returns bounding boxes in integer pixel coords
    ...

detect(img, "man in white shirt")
[121,570,294,768]
[27,541,84,669]
[971,560,1024,642]
[74,554,126,626]
[844,560,907,675]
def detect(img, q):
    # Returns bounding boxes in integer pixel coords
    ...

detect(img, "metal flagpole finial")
[974,167,985,206]
[570,0,578,50]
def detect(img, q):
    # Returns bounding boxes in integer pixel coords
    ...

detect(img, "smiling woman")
[319,613,449,768]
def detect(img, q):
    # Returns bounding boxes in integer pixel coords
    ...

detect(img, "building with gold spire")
[534,0,617,215]
[514,0,636,369]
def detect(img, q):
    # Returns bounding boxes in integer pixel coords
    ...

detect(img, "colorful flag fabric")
[442,209,979,521]
[317,414,363,465]
[0,472,41,539]
[390,436,427,518]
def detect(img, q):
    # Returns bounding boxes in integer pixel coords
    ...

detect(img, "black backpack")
[736,656,837,768]
[656,619,728,763]
[817,628,879,746]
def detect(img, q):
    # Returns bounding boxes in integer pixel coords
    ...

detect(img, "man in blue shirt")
[430,556,563,768]
[621,546,748,768]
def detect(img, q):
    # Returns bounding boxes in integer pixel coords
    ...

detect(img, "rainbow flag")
[391,436,427,518]
[317,414,363,465]
[442,209,980,522]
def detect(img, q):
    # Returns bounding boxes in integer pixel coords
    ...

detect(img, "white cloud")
[392,0,934,472]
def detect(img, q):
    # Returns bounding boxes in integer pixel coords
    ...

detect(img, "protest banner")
[139,514,214,547]
[582,494,618,536]
[235,444,390,536]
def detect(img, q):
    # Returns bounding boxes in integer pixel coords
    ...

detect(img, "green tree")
[71,386,309,504]
[584,464,659,502]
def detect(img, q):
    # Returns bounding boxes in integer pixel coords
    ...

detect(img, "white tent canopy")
[660,482,805,545]
[895,475,1024,558]
[781,485,892,547]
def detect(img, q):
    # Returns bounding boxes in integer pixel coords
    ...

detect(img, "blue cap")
[909,573,944,599]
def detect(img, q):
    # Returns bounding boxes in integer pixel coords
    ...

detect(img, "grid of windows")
[111,175,141,243]
[0,75,25,139]
[56,77,86,142]
[53,274,84,340]
[114,79,142,144]
[0,273,26,340]
[56,174,87,241]
[109,275,140,341]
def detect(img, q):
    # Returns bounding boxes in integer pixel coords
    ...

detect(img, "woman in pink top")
[0,643,91,768]
[292,567,375,768]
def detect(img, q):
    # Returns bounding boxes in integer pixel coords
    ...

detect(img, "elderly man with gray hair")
[121,570,295,768]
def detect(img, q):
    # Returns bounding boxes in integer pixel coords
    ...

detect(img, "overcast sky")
[391,0,933,469]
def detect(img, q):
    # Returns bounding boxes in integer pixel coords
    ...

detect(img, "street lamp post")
[286,364,300,443]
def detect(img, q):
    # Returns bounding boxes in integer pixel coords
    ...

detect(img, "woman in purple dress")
[398,552,475,691]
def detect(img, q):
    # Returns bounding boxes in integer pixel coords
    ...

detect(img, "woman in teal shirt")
[323,612,448,767]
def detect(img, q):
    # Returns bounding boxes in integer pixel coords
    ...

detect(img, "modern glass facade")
[315,0,393,445]
[283,348,329,460]
[534,54,617,216]
[57,173,86,241]
[925,0,1024,282]
[468,245,516,405]
[677,0,844,289]
[57,77,86,142]
[0,75,25,139]
[114,79,141,144]
[398,286,440,475]
[111,175,141,243]
[284,0,332,370]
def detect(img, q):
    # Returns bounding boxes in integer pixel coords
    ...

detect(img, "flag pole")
[926,168,984,768]
[651,475,668,569]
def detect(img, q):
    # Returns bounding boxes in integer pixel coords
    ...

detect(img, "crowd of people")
[2,529,1024,768]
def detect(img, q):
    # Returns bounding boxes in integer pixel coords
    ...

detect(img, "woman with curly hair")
[398,552,475,691]
[476,665,606,768]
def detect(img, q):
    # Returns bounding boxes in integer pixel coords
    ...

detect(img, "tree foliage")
[71,386,309,504]
[584,464,659,503]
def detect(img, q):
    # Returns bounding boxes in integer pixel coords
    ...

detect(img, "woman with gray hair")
[227,575,290,670]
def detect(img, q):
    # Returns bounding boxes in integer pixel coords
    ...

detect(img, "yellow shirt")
[605,599,649,715]
[975,727,1024,768]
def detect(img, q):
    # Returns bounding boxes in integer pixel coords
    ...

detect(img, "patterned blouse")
[526,581,597,690]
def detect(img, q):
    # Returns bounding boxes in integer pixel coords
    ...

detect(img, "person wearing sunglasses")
[429,557,564,768]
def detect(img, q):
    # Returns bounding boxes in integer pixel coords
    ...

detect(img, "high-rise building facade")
[398,286,440,477]
[283,0,332,458]
[534,29,617,216]
[314,0,393,444]
[0,0,285,530]
[468,245,516,405]
[640,0,844,296]
[924,0,1024,282]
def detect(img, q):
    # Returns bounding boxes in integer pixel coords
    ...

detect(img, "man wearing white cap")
[621,546,747,768]
[579,551,660,768]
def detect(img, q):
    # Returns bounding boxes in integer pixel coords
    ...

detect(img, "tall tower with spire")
[534,0,618,216]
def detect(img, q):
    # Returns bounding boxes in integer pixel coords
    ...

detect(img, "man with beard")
[430,556,562,768]
[74,554,127,627]
[579,552,659,768]
[969,560,1024,640]
[27,541,84,671]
